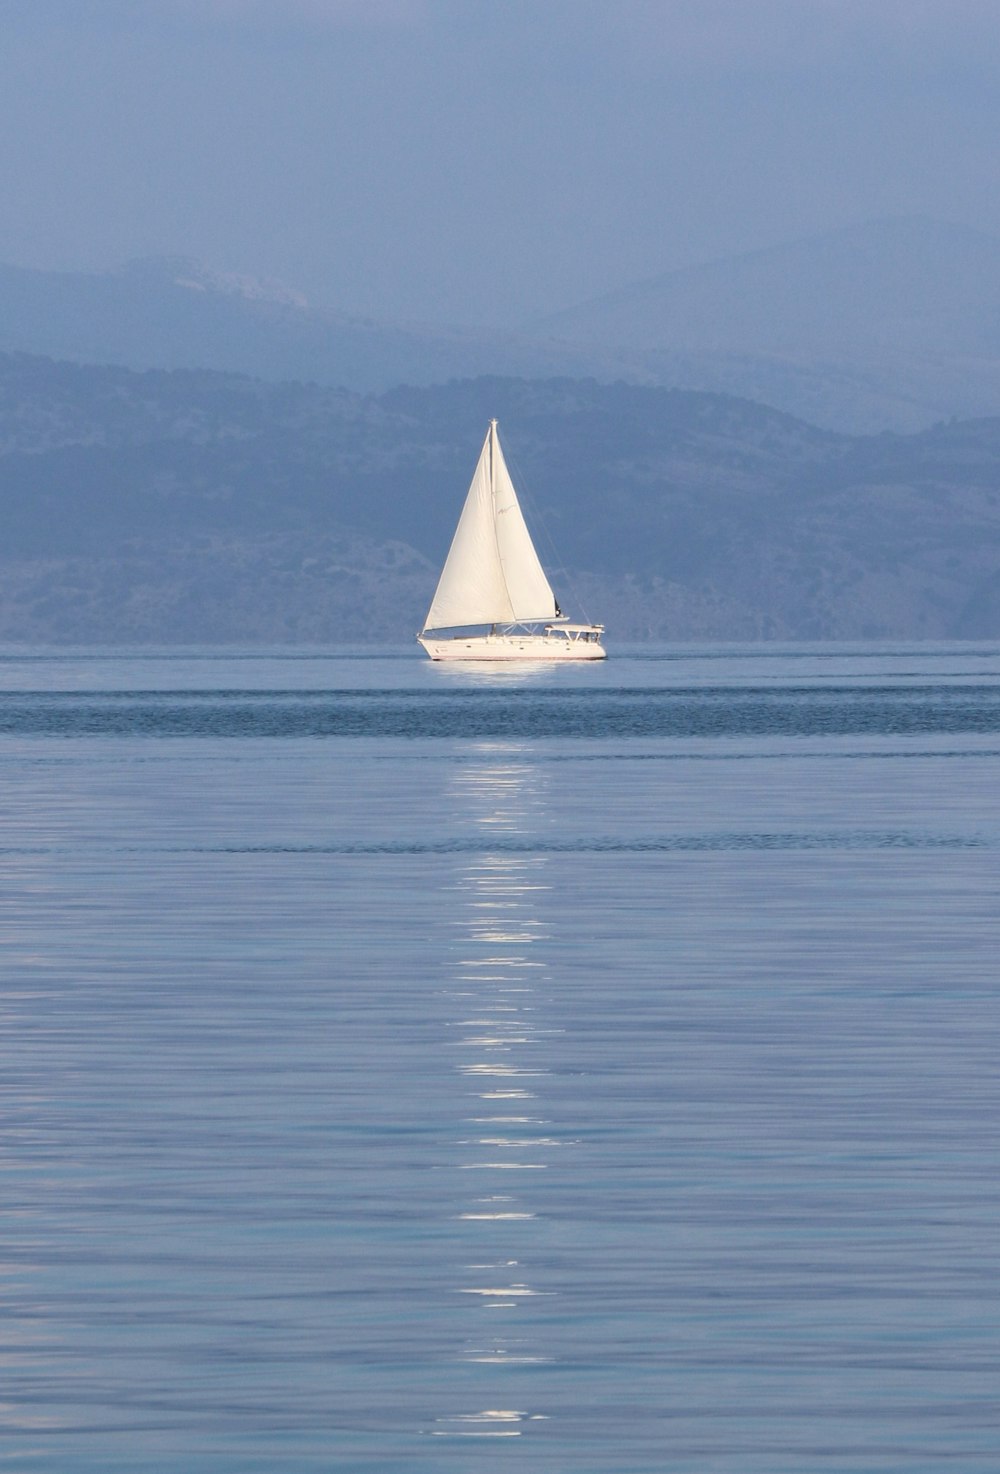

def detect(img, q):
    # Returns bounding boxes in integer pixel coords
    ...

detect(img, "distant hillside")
[529,218,1000,431]
[533,217,1000,357]
[0,256,622,398]
[6,225,1000,434]
[2,352,1000,643]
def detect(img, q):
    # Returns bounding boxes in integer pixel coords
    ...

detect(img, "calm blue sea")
[2,643,1000,1473]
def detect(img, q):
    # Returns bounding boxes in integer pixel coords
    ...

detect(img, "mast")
[489,418,497,514]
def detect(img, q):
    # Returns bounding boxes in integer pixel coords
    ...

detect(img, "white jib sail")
[422,422,557,632]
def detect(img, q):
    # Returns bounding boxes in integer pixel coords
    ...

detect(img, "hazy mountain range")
[2,352,999,644]
[534,217,1000,355]
[3,217,1000,433]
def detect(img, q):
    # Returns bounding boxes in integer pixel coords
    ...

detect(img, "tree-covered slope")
[2,353,999,641]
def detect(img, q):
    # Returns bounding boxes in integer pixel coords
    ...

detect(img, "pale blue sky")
[1,0,998,327]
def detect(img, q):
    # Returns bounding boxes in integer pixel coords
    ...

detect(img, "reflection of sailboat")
[418,420,606,661]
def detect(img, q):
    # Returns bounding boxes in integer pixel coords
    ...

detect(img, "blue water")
[3,644,1000,1472]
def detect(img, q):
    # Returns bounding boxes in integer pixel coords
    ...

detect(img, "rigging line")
[501,427,596,627]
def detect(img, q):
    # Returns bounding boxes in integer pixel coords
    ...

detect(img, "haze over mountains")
[535,218,1000,356]
[533,217,1000,435]
[0,255,621,418]
[3,217,1000,434]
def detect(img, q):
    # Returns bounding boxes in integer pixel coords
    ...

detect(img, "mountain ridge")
[5,218,1000,433]
[529,216,1000,354]
[2,351,1000,643]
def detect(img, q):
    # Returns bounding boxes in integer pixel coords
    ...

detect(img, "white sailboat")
[418,420,606,661]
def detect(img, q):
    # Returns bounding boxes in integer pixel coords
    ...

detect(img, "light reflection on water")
[436,746,560,1433]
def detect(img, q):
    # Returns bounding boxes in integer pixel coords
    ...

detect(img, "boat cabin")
[544,623,605,645]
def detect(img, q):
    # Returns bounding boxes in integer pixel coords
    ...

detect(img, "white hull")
[419,630,606,662]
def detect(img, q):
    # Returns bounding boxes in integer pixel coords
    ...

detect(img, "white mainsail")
[422,421,558,632]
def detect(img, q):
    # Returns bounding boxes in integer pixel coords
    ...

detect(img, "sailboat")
[418,420,606,661]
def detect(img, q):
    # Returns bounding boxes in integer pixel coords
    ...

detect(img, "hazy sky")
[2,0,999,327]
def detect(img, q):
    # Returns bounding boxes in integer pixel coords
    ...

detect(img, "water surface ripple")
[2,643,999,1472]
[2,683,1000,738]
